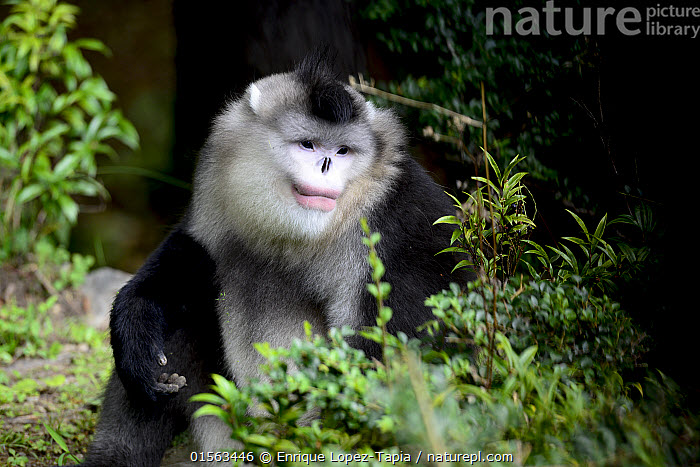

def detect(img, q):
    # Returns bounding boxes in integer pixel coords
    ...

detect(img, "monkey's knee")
[85,371,181,466]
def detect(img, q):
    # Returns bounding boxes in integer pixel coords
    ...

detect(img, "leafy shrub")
[195,308,696,465]
[0,296,60,363]
[33,238,94,291]
[523,206,656,296]
[0,0,138,259]
[424,278,648,387]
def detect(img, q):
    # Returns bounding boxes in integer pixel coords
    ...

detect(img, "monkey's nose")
[320,157,332,174]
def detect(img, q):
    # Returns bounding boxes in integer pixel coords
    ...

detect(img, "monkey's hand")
[156,372,187,393]
[110,294,182,402]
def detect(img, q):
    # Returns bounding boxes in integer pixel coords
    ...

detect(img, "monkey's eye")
[336,147,349,156]
[300,141,315,150]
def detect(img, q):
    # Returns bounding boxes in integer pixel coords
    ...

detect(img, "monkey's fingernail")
[157,351,167,366]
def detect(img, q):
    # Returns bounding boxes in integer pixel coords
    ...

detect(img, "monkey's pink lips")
[292,184,340,212]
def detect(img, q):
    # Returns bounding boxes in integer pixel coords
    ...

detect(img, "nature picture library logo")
[486,1,700,39]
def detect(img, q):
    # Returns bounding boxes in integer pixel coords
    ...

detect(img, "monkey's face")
[287,140,352,213]
[252,109,376,240]
[194,72,380,245]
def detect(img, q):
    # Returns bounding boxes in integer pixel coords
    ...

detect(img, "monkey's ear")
[365,100,377,122]
[248,83,262,114]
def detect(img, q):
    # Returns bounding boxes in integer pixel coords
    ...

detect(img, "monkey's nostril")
[321,157,331,174]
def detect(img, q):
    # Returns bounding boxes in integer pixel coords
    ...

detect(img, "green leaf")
[0,147,15,164]
[566,209,589,237]
[519,345,538,369]
[74,38,109,54]
[379,282,391,298]
[443,190,462,207]
[244,434,275,448]
[451,259,473,273]
[43,374,66,387]
[379,305,393,323]
[57,195,78,223]
[433,215,461,225]
[189,393,227,406]
[593,214,608,241]
[483,149,502,181]
[504,171,527,190]
[436,246,466,255]
[85,113,105,141]
[53,153,79,178]
[371,261,385,282]
[449,229,462,245]
[192,404,228,420]
[116,115,140,149]
[502,154,526,181]
[43,423,69,452]
[471,176,499,196]
[16,184,44,204]
[366,283,379,297]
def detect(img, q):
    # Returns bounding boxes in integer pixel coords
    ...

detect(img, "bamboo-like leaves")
[435,150,535,280]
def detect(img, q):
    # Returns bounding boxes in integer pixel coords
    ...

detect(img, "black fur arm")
[110,225,218,402]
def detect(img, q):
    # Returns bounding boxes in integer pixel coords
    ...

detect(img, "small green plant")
[435,151,535,282]
[0,0,139,259]
[360,217,395,373]
[0,296,61,363]
[191,326,393,462]
[523,206,654,295]
[42,423,81,465]
[33,238,94,291]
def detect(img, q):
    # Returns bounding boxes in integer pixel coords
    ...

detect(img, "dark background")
[20,1,695,400]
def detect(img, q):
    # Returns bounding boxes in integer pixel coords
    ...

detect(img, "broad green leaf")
[189,393,227,406]
[433,215,461,225]
[57,194,78,223]
[519,345,538,369]
[16,183,43,204]
[451,259,473,273]
[74,38,109,54]
[116,115,140,149]
[192,404,228,420]
[53,153,79,178]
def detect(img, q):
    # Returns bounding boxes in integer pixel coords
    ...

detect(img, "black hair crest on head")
[295,48,355,124]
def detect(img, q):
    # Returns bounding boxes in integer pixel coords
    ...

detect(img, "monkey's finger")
[155,382,181,393]
[157,372,187,390]
[165,373,187,388]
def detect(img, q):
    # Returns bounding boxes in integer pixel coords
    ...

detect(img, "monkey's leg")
[82,370,186,467]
